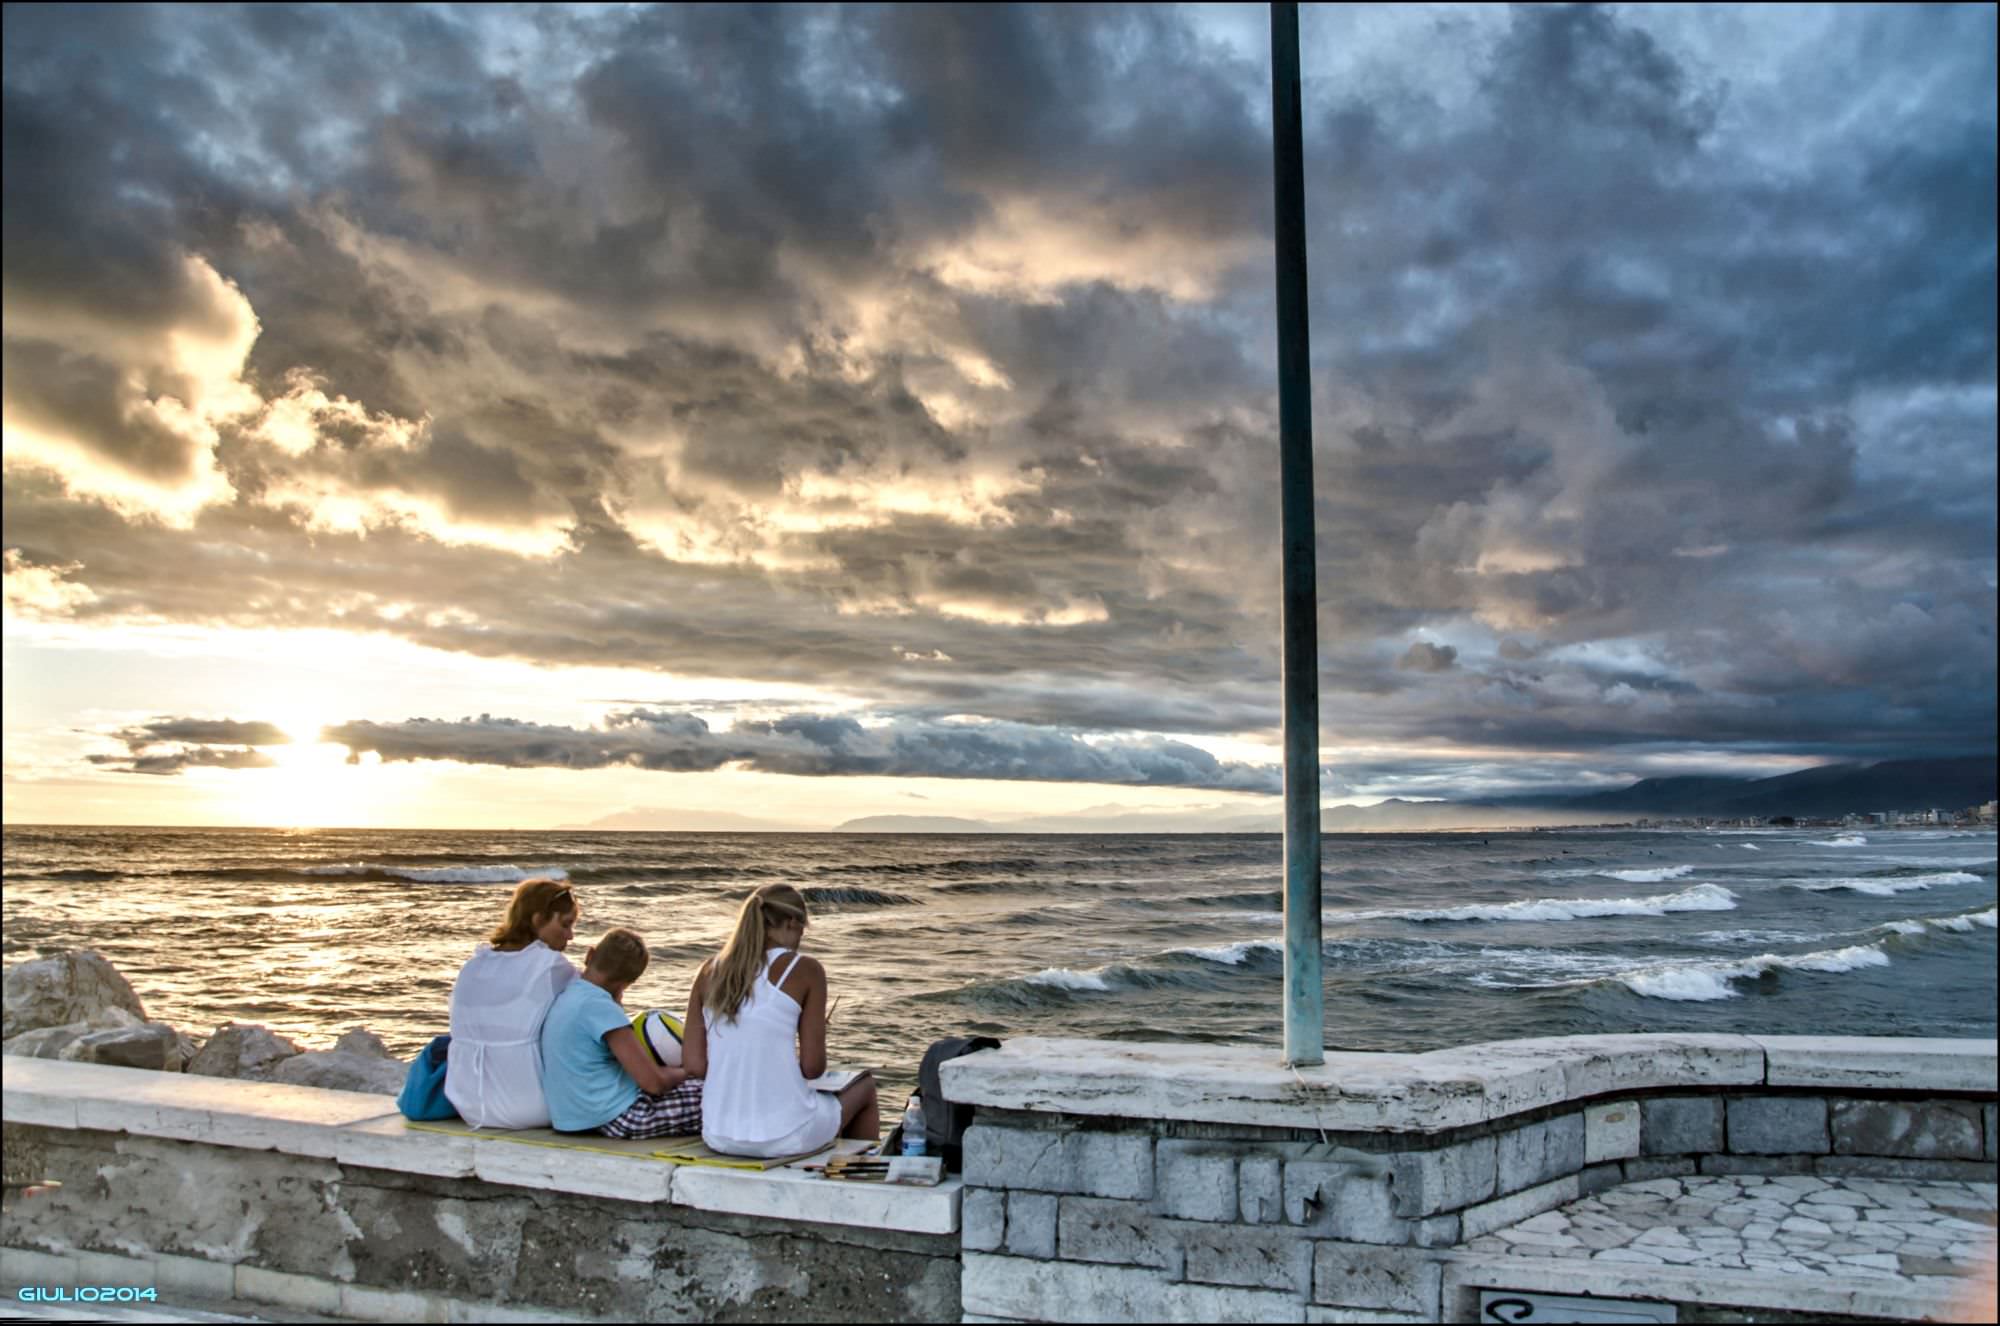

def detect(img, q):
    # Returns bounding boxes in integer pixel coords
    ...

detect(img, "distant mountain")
[564,807,811,832]
[577,756,1994,835]
[835,815,1005,833]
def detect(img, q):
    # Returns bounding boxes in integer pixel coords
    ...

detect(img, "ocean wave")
[1787,871,1982,896]
[1692,928,1821,946]
[1171,939,1284,966]
[1025,967,1113,991]
[1338,882,1737,925]
[1601,865,1697,883]
[813,856,1042,877]
[1809,834,1868,847]
[297,862,569,884]
[1616,942,1891,1002]
[1879,907,1998,936]
[798,885,916,908]
[1176,889,1284,911]
[1739,844,1761,851]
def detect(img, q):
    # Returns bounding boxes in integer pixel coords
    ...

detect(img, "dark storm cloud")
[80,715,289,776]
[111,718,291,748]
[88,747,278,776]
[321,709,1281,792]
[1397,642,1459,673]
[4,2,1994,795]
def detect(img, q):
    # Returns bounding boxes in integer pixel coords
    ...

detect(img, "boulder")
[58,1021,184,1071]
[269,1049,406,1095]
[2,1007,143,1060]
[3,950,147,1040]
[333,1027,397,1060]
[184,1022,303,1080]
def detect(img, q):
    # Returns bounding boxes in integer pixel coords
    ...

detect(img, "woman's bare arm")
[789,957,829,1081]
[681,962,710,1079]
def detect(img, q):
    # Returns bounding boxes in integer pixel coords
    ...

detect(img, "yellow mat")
[404,1118,833,1170]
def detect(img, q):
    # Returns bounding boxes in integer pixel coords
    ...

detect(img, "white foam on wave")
[301,862,569,883]
[1881,907,1999,936]
[1175,939,1284,966]
[1809,834,1868,847]
[1025,966,1112,992]
[1339,882,1737,925]
[1739,844,1761,851]
[1601,865,1697,883]
[1789,871,1982,896]
[1618,942,1891,1002]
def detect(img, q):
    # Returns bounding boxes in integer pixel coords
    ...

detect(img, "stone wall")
[2,1123,959,1323]
[944,1036,1999,1323]
[6,1038,1993,1323]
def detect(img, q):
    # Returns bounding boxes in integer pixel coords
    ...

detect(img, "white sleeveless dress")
[700,946,842,1157]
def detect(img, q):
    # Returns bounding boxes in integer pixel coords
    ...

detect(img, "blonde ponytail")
[708,883,808,1022]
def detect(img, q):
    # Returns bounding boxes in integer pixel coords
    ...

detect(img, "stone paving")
[1465,1174,1998,1284]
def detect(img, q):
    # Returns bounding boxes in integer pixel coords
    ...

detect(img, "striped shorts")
[599,1080,704,1139]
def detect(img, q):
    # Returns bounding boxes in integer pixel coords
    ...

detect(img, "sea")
[3,824,1995,1104]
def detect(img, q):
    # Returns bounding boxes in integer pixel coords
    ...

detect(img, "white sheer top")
[444,940,577,1129]
[701,947,824,1153]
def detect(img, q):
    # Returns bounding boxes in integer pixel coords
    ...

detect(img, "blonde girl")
[682,883,879,1157]
[444,876,579,1129]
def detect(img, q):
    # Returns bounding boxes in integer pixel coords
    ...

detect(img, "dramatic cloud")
[320,709,1282,793]
[81,715,289,776]
[1397,642,1459,673]
[4,3,1993,804]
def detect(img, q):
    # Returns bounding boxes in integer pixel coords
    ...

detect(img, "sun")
[238,709,372,828]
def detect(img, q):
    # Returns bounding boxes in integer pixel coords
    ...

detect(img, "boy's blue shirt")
[539,979,640,1131]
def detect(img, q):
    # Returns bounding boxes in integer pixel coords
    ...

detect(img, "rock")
[333,1027,397,1060]
[184,1022,303,1080]
[3,950,147,1040]
[2,1007,144,1060]
[58,1021,184,1071]
[269,1049,406,1095]
[175,1030,205,1070]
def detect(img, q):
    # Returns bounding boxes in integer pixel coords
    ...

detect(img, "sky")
[2,2,1994,831]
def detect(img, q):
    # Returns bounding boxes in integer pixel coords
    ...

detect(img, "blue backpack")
[397,1034,459,1121]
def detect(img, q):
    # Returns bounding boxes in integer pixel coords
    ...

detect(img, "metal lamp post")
[1270,0,1324,1067]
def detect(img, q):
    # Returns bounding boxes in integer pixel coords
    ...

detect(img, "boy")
[540,927,702,1138]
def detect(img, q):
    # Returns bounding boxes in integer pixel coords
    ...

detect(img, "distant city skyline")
[4,3,1994,830]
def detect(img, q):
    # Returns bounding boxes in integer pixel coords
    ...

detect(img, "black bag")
[915,1035,1000,1173]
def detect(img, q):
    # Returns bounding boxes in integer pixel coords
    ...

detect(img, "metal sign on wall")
[1479,1290,1678,1324]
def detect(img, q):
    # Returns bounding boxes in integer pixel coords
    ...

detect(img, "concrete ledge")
[940,1035,1996,1135]
[1755,1036,2000,1093]
[1,1055,958,1235]
[3,1057,400,1158]
[673,1162,963,1236]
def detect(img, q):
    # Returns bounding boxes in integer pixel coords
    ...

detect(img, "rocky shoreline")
[1,949,407,1095]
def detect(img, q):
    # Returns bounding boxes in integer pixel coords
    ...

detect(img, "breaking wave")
[1616,942,1892,1002]
[1171,939,1285,966]
[1600,865,1698,883]
[1879,908,1998,936]
[1810,834,1868,847]
[1337,882,1737,925]
[1787,871,1982,896]
[798,885,917,908]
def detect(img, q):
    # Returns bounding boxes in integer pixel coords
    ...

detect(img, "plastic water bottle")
[902,1093,927,1156]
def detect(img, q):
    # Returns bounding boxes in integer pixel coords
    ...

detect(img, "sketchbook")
[808,1067,873,1094]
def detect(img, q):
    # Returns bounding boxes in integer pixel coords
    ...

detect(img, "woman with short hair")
[683,882,878,1157]
[444,876,579,1129]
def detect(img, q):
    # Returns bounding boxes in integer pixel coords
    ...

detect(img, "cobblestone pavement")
[1464,1174,1998,1282]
